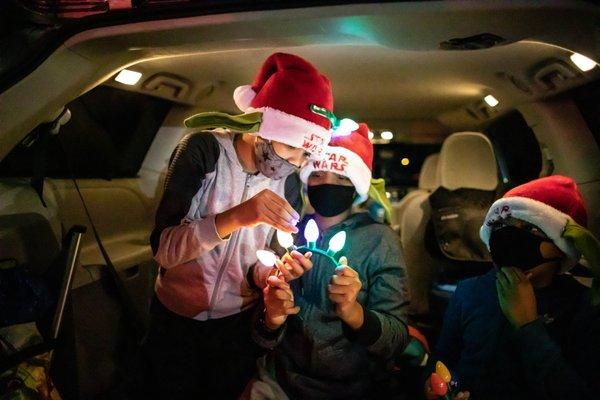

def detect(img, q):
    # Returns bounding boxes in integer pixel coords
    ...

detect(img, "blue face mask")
[254,139,298,180]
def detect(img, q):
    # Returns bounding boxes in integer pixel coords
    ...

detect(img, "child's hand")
[238,189,300,233]
[496,267,537,328]
[275,250,313,282]
[328,257,363,329]
[263,276,299,330]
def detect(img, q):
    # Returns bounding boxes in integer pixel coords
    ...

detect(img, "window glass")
[0,86,171,179]
[484,111,541,190]
[572,78,600,148]
[372,143,441,200]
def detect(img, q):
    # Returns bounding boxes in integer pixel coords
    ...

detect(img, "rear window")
[373,143,441,200]
[0,86,171,179]
[484,110,541,191]
[572,78,600,148]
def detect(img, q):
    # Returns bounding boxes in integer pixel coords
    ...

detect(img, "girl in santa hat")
[143,52,336,399]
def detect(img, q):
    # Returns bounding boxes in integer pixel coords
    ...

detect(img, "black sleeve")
[284,172,303,215]
[150,132,220,254]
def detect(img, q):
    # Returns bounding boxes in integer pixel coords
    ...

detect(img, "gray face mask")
[254,139,298,180]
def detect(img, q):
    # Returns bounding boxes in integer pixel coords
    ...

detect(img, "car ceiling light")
[570,53,597,72]
[381,131,394,140]
[484,94,499,107]
[115,69,142,85]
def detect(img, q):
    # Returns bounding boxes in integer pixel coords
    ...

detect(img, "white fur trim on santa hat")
[246,106,331,159]
[233,85,256,112]
[299,145,372,203]
[480,196,581,271]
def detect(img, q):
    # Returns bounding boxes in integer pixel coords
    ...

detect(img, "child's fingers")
[285,306,300,315]
[290,251,313,271]
[327,284,350,295]
[328,293,346,303]
[335,265,357,277]
[331,275,354,286]
[275,259,294,281]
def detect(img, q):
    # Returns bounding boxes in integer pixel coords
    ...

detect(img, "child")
[427,175,600,400]
[248,123,409,399]
[144,53,334,399]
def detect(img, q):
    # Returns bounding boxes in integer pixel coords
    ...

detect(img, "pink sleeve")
[154,214,226,268]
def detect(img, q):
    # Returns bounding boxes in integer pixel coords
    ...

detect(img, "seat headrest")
[438,132,498,191]
[419,153,440,191]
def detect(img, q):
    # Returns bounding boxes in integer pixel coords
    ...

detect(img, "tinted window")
[572,78,600,148]
[373,143,441,199]
[0,86,171,179]
[485,111,541,190]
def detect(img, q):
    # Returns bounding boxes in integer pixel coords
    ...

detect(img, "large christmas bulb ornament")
[430,373,448,397]
[436,361,452,384]
[304,219,319,249]
[276,230,295,252]
[327,231,346,255]
[256,250,277,267]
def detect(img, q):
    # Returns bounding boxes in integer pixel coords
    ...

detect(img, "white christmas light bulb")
[276,230,294,250]
[304,219,319,243]
[256,250,277,267]
[328,231,346,253]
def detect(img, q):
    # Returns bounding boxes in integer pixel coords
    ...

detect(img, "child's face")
[271,140,311,168]
[307,171,354,187]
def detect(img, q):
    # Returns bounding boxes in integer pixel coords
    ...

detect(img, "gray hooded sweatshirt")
[253,213,409,399]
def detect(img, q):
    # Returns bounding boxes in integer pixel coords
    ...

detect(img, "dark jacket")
[430,269,600,400]
[253,213,409,399]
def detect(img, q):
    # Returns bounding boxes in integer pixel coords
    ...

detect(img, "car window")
[485,110,541,191]
[373,143,441,200]
[0,86,171,179]
[572,78,600,148]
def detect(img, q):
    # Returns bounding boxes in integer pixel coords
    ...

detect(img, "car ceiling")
[107,41,589,122]
[1,0,599,156]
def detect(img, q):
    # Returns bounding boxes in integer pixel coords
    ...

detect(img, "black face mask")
[308,184,356,217]
[489,225,560,270]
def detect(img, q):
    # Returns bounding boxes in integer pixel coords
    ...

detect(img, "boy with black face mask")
[426,175,600,400]
[245,123,409,399]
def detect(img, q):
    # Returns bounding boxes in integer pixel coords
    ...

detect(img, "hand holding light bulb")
[328,256,364,329]
[263,275,299,330]
[256,231,313,283]
[275,230,313,281]
[275,250,313,282]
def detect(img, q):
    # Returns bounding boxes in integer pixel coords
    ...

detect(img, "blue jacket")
[430,269,600,400]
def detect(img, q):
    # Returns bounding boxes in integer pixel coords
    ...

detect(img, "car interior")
[0,1,599,398]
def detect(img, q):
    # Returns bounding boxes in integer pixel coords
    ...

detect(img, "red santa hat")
[185,53,334,158]
[299,123,373,203]
[480,175,588,271]
[233,52,334,158]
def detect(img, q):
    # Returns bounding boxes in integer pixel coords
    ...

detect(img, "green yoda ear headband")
[562,220,600,306]
[368,178,393,224]
[184,111,263,132]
